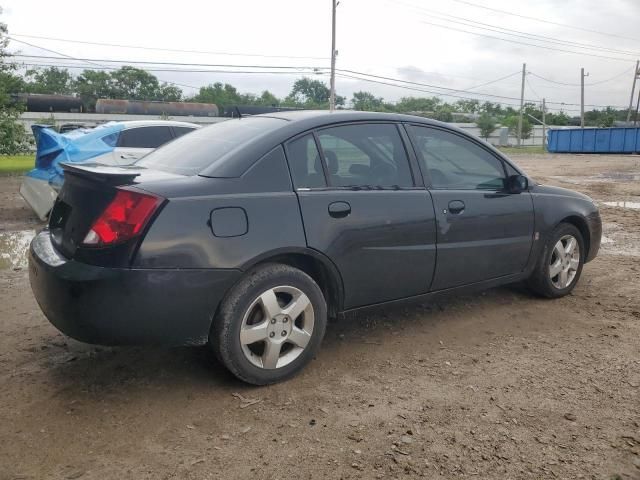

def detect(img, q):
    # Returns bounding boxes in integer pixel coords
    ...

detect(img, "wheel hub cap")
[549,234,580,289]
[239,286,315,370]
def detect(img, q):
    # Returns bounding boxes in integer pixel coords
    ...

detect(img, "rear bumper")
[29,231,241,346]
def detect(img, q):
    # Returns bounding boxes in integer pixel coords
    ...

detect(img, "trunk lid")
[49,163,181,260]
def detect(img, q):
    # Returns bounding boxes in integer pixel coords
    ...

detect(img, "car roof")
[254,109,451,129]
[199,110,484,178]
[117,120,201,129]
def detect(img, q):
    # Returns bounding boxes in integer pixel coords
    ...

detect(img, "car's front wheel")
[527,222,585,298]
[210,263,327,385]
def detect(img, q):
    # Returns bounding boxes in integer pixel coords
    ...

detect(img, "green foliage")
[24,67,74,95]
[74,69,113,111]
[192,82,243,107]
[455,99,480,114]
[283,77,344,108]
[352,91,382,111]
[395,96,441,113]
[477,113,497,140]
[503,115,532,140]
[0,9,29,154]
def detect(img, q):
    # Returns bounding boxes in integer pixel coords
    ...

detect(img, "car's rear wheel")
[527,223,584,298]
[210,263,327,385]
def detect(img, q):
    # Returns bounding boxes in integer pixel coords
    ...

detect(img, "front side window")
[317,124,413,188]
[118,126,174,149]
[410,126,506,190]
[286,134,327,189]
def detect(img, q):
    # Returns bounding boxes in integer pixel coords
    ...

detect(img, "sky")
[2,0,640,113]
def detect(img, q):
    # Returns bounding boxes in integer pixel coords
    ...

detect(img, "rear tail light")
[82,188,163,247]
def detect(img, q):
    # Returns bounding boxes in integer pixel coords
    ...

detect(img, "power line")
[418,19,632,63]
[339,69,627,109]
[10,33,329,60]
[447,0,640,44]
[337,68,529,101]
[529,67,635,87]
[8,37,201,91]
[10,52,325,71]
[525,76,541,100]
[15,52,627,109]
[16,62,326,76]
[388,0,640,58]
[461,71,521,91]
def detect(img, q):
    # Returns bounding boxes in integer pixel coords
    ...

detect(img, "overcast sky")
[3,0,640,113]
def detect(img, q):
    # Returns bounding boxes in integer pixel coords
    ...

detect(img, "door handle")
[328,201,351,218]
[447,200,465,214]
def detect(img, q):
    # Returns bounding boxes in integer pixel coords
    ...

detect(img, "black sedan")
[29,111,602,385]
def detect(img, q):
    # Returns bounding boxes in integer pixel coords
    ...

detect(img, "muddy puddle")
[549,171,640,186]
[602,201,640,210]
[599,222,640,256]
[0,230,36,270]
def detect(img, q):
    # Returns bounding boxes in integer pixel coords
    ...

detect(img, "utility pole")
[329,0,337,112]
[580,68,589,128]
[517,63,526,147]
[635,89,640,126]
[542,98,546,148]
[627,60,640,123]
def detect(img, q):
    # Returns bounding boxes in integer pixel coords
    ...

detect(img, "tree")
[0,8,29,154]
[74,69,114,111]
[503,116,532,140]
[455,99,480,114]
[285,77,344,108]
[395,96,441,113]
[192,82,242,107]
[477,113,497,140]
[24,67,74,95]
[351,91,385,111]
[109,66,180,101]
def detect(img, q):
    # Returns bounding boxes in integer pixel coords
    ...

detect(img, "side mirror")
[506,174,528,194]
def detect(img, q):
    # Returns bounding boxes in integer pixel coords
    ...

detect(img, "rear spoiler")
[61,163,141,185]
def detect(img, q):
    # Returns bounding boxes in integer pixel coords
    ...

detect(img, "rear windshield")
[137,117,285,175]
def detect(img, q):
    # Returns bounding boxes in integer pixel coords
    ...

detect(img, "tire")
[527,222,585,298]
[210,263,327,385]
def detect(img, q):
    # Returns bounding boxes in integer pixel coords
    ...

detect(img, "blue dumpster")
[548,127,640,153]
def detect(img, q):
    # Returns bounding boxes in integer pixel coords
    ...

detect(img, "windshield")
[137,117,286,175]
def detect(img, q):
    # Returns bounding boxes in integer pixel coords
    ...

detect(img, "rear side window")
[286,134,326,189]
[172,126,196,139]
[101,132,119,147]
[410,126,506,190]
[117,126,173,148]
[137,117,285,176]
[317,124,413,187]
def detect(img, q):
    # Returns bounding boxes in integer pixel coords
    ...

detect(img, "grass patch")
[0,155,35,175]
[498,146,547,155]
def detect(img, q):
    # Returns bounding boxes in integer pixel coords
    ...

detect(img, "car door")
[407,125,534,291]
[112,126,174,165]
[286,123,437,310]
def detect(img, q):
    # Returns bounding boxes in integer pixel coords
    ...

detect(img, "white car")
[21,120,199,220]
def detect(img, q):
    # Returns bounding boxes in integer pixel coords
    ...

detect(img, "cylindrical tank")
[14,94,83,113]
[95,99,218,117]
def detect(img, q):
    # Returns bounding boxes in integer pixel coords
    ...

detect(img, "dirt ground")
[0,154,639,480]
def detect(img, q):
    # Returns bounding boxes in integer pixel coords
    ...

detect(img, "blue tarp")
[26,122,125,188]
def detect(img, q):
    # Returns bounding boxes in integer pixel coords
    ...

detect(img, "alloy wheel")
[239,286,315,369]
[549,234,580,289]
